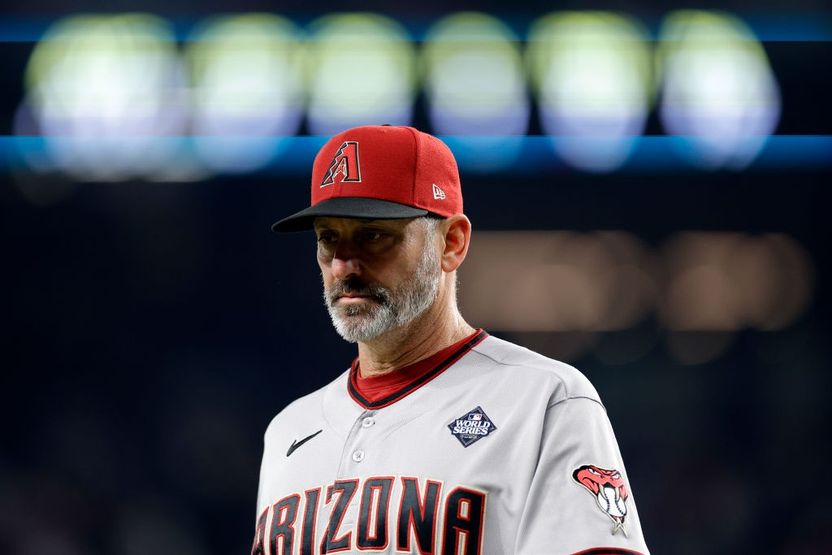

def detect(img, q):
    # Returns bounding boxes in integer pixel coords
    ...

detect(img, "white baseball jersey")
[253,331,649,555]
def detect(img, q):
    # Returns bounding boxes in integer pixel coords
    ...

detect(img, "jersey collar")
[347,329,488,410]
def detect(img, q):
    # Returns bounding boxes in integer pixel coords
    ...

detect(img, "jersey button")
[352,450,365,463]
[361,417,375,428]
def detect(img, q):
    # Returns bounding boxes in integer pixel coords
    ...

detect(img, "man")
[253,125,649,554]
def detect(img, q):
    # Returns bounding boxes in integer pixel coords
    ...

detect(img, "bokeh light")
[661,232,814,332]
[422,12,528,171]
[461,230,814,363]
[305,13,416,135]
[460,231,657,333]
[186,14,305,173]
[736,234,814,330]
[21,14,186,181]
[423,12,528,136]
[527,12,652,172]
[657,10,781,169]
[660,232,744,331]
[9,10,808,181]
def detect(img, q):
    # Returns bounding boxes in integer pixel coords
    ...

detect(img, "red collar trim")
[347,329,488,410]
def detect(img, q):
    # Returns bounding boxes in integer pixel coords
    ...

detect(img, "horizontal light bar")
[0,14,831,42]
[2,135,830,175]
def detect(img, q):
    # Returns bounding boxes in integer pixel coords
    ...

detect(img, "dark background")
[3,5,831,555]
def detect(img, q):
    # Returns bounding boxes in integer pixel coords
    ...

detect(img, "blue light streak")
[2,135,830,176]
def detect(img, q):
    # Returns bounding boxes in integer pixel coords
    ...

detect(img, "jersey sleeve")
[513,397,650,555]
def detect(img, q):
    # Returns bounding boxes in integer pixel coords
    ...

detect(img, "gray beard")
[323,242,441,343]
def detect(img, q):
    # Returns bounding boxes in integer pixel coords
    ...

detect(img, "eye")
[356,228,393,245]
[316,231,338,246]
[354,228,397,254]
[362,230,385,242]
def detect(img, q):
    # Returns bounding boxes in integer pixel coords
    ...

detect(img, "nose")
[330,242,362,280]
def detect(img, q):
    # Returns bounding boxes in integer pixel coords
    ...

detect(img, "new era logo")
[432,183,446,200]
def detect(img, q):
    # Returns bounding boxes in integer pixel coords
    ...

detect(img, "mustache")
[326,277,391,306]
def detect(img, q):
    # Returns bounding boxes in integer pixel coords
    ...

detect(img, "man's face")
[314,217,442,343]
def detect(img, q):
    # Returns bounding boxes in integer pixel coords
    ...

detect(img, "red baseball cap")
[272,125,463,232]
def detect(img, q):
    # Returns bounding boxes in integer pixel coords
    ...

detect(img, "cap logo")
[432,183,446,200]
[320,141,362,187]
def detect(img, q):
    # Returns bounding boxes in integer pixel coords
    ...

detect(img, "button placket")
[344,411,375,467]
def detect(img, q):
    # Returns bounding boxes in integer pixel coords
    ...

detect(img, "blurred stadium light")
[186,14,305,173]
[460,231,658,332]
[422,12,528,171]
[9,10,824,181]
[423,12,528,135]
[527,12,652,172]
[657,11,781,169]
[304,13,415,135]
[660,232,746,331]
[660,232,814,331]
[460,231,814,364]
[20,14,187,181]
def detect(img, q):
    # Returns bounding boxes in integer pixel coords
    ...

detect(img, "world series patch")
[448,406,497,447]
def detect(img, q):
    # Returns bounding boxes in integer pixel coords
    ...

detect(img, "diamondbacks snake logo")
[572,464,630,536]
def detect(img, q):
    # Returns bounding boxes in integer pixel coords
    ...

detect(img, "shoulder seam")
[471,343,562,372]
[470,343,577,397]
[547,395,607,412]
[468,344,507,366]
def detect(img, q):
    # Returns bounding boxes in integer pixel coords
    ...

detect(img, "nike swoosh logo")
[286,429,323,457]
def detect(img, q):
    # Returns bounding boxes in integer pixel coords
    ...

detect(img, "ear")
[440,214,472,273]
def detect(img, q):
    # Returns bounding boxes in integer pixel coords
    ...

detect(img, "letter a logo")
[320,141,362,187]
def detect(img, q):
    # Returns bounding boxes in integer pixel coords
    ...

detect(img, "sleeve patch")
[572,464,631,537]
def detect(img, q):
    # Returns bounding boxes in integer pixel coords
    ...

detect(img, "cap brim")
[272,197,430,232]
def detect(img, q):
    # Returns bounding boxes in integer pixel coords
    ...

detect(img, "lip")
[336,295,373,304]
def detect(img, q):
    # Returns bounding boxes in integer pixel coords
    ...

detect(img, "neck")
[356,299,475,378]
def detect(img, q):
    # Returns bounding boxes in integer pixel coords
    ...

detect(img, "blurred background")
[2,1,831,553]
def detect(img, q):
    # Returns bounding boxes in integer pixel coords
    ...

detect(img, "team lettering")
[252,476,486,555]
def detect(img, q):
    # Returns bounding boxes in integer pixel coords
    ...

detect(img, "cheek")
[383,256,420,289]
[318,260,333,285]
[316,246,331,266]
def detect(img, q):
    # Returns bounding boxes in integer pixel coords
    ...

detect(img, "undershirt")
[351,328,485,404]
